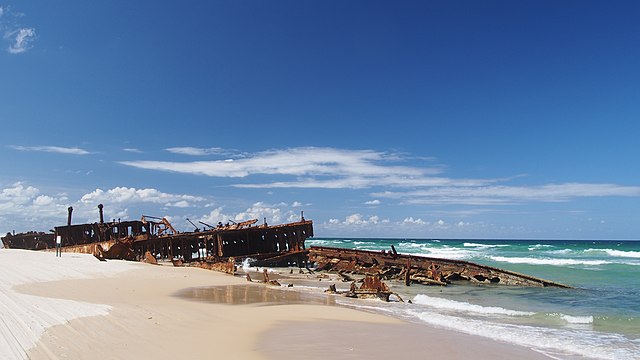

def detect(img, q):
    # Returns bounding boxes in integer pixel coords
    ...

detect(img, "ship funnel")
[67,206,73,226]
[98,204,104,224]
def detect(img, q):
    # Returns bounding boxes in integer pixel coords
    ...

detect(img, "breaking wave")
[585,248,640,258]
[463,242,510,248]
[412,294,534,316]
[490,256,611,266]
[406,310,638,360]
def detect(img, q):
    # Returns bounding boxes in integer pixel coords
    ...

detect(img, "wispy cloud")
[122,147,443,187]
[166,147,230,156]
[10,145,90,155]
[5,27,35,54]
[1,6,36,54]
[120,146,640,206]
[122,148,143,153]
[374,183,640,205]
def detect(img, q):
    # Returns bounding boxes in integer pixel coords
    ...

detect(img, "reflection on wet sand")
[175,284,337,306]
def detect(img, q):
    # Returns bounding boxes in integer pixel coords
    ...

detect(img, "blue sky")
[1,1,639,240]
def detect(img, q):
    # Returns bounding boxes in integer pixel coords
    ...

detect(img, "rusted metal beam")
[308,246,571,288]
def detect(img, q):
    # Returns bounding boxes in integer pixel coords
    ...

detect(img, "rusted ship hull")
[1,232,55,250]
[50,204,314,269]
[308,246,570,288]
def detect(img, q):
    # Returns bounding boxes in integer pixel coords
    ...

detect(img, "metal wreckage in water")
[2,204,570,301]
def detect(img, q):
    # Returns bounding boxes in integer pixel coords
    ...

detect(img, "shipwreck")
[2,204,570,291]
[46,205,314,271]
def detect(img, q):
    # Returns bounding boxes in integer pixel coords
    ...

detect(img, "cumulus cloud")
[365,199,381,205]
[402,217,426,225]
[199,207,232,226]
[197,202,301,227]
[80,187,204,207]
[0,182,217,234]
[234,202,282,223]
[330,213,387,226]
[10,145,90,155]
[0,183,68,232]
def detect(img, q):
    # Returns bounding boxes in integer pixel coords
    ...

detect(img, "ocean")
[304,238,640,359]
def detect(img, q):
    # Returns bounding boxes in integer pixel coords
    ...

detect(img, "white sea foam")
[561,314,594,324]
[406,310,639,360]
[412,294,534,316]
[490,256,611,266]
[547,249,572,255]
[585,248,640,258]
[463,242,509,248]
[397,242,475,260]
[306,239,330,246]
[528,244,554,251]
[405,247,474,260]
[241,258,256,271]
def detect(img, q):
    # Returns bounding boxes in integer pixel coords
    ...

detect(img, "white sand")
[1,249,550,360]
[0,249,137,359]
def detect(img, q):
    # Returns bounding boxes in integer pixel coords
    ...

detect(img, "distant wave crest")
[585,248,640,258]
[490,256,610,266]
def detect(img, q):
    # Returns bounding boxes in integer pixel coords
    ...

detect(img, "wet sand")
[1,250,551,359]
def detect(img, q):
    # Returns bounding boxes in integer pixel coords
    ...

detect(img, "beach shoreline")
[2,249,550,359]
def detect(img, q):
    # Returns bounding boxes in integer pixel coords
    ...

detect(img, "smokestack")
[98,204,104,224]
[67,206,73,226]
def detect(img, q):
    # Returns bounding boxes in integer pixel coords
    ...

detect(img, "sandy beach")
[0,249,550,359]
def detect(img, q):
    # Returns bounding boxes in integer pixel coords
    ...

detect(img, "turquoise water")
[307,238,640,359]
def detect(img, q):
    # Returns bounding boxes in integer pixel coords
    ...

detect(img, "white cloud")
[166,147,228,156]
[119,146,640,210]
[0,7,4,17]
[167,200,190,208]
[374,183,640,206]
[199,207,231,226]
[234,202,282,223]
[80,187,204,206]
[123,148,143,153]
[402,217,426,225]
[122,147,435,185]
[330,213,386,226]
[291,201,303,207]
[10,145,90,155]
[0,182,40,206]
[0,183,69,232]
[33,195,54,206]
[5,27,35,54]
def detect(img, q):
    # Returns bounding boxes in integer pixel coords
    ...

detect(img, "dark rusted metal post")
[405,259,411,286]
[98,204,104,224]
[67,206,73,226]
